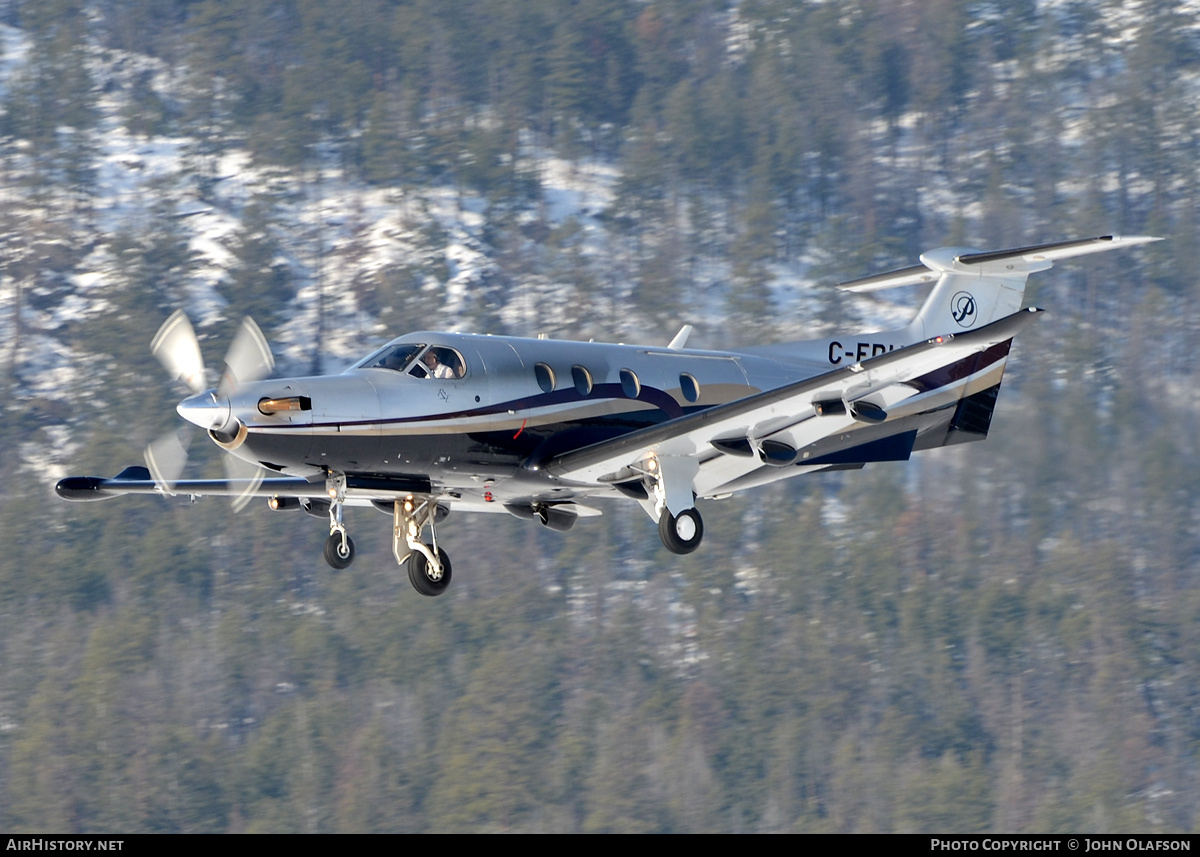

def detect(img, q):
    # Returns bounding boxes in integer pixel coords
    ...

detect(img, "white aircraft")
[57,235,1158,595]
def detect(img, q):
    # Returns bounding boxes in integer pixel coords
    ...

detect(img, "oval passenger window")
[620,368,640,398]
[572,365,593,396]
[680,372,700,403]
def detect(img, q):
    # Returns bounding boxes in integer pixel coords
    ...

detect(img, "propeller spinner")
[146,311,276,511]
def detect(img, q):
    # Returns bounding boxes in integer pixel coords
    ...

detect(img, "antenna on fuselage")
[667,325,693,350]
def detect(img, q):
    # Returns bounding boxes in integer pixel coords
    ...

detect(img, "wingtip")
[1111,235,1164,246]
[55,476,112,501]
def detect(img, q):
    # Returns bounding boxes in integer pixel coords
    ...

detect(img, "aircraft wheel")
[408,545,452,596]
[323,533,355,570]
[659,507,704,555]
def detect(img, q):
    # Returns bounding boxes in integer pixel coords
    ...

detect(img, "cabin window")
[620,368,640,398]
[534,362,556,393]
[680,372,700,403]
[408,346,466,380]
[572,365,593,396]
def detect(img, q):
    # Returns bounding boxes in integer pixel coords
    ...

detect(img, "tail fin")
[839,236,1161,339]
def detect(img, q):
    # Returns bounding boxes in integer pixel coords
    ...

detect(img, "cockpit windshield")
[356,343,467,379]
[359,343,425,372]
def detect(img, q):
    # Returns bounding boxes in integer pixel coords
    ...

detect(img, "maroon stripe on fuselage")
[906,340,1012,394]
[256,382,689,432]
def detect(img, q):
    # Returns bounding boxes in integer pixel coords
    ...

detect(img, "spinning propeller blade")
[225,452,266,512]
[145,427,192,490]
[219,316,274,398]
[145,310,274,510]
[150,309,207,394]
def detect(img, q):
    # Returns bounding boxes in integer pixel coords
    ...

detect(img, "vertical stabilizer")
[902,247,1042,340]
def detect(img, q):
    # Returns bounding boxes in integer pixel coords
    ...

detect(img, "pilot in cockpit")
[421,349,458,379]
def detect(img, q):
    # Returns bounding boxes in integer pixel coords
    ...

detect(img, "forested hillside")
[2,0,1199,832]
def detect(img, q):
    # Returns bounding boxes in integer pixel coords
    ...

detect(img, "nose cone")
[177,390,231,430]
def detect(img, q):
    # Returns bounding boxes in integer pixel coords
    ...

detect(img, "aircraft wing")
[55,470,438,503]
[56,469,333,501]
[539,308,1042,495]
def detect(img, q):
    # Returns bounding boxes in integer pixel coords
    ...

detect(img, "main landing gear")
[643,454,705,555]
[659,506,704,555]
[393,495,452,596]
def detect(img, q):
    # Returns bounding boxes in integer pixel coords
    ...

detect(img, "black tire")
[658,507,704,555]
[408,545,452,596]
[323,533,355,570]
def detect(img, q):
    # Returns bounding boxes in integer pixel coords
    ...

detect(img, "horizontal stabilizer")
[838,264,937,293]
[956,235,1161,266]
[839,235,1161,292]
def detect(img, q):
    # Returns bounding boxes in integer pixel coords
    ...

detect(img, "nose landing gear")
[324,529,355,569]
[323,473,356,570]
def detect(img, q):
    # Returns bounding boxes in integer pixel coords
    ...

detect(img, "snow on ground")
[537,154,618,227]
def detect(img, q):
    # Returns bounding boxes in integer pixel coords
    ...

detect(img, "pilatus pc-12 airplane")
[57,235,1157,596]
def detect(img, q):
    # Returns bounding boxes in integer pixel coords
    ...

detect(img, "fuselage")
[168,318,1015,518]
[195,332,830,487]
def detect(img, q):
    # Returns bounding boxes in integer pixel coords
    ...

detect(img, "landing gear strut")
[394,496,452,596]
[643,454,704,555]
[324,473,355,570]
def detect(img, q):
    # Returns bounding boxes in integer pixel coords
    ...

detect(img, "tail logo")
[951,291,977,327]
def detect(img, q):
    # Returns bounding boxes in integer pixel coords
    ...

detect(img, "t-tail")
[753,235,1159,453]
[839,235,1160,447]
[838,235,1161,338]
